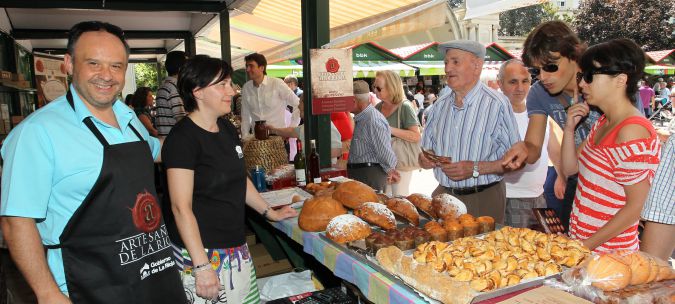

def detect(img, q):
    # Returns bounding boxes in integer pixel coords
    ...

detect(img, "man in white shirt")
[240,53,300,138]
[498,59,564,228]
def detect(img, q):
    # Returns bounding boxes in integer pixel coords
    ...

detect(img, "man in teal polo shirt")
[0,21,185,303]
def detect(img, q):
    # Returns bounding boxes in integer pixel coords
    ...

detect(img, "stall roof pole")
[301,0,331,167]
[220,8,232,64]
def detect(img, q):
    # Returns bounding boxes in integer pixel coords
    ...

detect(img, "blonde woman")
[373,70,421,196]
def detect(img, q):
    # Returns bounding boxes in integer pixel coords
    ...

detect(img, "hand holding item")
[440,160,474,181]
[501,141,528,170]
[267,205,299,221]
[194,267,220,301]
[387,169,401,184]
[418,151,437,169]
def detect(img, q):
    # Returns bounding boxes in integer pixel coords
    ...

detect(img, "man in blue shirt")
[0,21,185,303]
[419,40,520,224]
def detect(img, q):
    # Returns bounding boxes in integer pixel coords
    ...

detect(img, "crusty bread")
[384,197,420,226]
[407,193,435,217]
[354,202,396,230]
[298,196,347,232]
[325,214,372,244]
[332,180,379,209]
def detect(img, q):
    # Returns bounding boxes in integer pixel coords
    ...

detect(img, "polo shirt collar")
[69,84,134,129]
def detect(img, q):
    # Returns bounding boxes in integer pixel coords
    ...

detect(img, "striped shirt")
[421,82,520,188]
[349,105,397,172]
[641,135,675,224]
[569,116,661,253]
[155,76,186,136]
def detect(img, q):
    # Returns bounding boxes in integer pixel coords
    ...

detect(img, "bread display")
[332,180,379,209]
[462,220,480,237]
[384,197,420,226]
[583,250,675,292]
[443,221,464,241]
[298,196,347,232]
[406,193,435,217]
[432,194,466,221]
[325,214,372,244]
[354,202,396,230]
[305,181,336,195]
[409,227,590,293]
[377,193,390,204]
[365,227,429,252]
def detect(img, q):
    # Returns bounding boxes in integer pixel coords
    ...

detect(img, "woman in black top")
[162,55,297,303]
[131,86,158,136]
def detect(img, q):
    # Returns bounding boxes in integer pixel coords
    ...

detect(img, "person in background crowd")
[162,55,297,303]
[284,74,303,97]
[374,70,421,197]
[498,59,563,228]
[413,85,425,112]
[640,135,675,260]
[502,21,596,231]
[348,80,400,192]
[240,53,299,138]
[562,39,660,252]
[268,94,343,164]
[658,80,671,105]
[124,93,133,108]
[652,77,663,94]
[131,86,158,137]
[1,21,186,303]
[419,40,520,224]
[639,80,656,118]
[155,50,188,139]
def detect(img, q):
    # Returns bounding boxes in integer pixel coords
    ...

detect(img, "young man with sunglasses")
[501,21,601,231]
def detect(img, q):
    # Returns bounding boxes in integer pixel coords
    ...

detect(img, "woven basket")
[243,135,288,173]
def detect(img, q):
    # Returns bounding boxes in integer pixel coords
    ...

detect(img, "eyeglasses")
[576,68,624,84]
[374,86,383,92]
[527,63,559,76]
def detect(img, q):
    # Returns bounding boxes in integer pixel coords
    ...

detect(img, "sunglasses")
[576,67,624,84]
[528,63,559,76]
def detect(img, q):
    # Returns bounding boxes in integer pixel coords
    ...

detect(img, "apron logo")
[131,190,162,233]
[235,145,243,158]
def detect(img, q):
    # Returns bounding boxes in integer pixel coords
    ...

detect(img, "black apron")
[46,91,187,303]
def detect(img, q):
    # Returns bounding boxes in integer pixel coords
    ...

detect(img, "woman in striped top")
[561,39,661,253]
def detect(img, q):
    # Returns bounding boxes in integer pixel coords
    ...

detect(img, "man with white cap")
[418,40,520,224]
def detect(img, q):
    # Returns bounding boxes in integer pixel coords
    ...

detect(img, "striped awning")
[353,61,417,78]
[645,64,675,76]
[404,60,505,76]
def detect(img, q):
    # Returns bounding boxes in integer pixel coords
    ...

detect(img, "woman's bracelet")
[261,206,271,219]
[191,262,212,277]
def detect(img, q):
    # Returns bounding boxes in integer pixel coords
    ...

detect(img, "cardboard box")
[249,243,293,278]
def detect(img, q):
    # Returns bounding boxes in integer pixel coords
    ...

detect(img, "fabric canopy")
[645,65,675,75]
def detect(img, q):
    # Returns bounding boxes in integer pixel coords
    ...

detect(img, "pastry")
[298,196,347,232]
[424,221,448,242]
[332,180,379,209]
[458,213,475,224]
[406,193,435,217]
[325,214,372,244]
[462,220,480,237]
[432,193,465,221]
[384,197,420,226]
[444,221,464,241]
[476,216,495,233]
[354,202,396,230]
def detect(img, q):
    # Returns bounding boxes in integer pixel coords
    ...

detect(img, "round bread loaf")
[587,253,632,291]
[406,193,435,217]
[326,214,372,244]
[298,196,347,232]
[332,181,379,209]
[354,202,396,230]
[384,197,420,226]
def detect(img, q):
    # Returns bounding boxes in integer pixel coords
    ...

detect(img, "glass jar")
[254,120,269,140]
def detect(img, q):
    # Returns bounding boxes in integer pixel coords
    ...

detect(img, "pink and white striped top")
[569,115,661,253]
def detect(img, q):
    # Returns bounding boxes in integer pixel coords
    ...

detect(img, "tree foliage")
[134,63,162,92]
[573,0,675,51]
[499,3,560,36]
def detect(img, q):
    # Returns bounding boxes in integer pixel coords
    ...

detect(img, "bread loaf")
[384,197,420,226]
[354,202,396,230]
[298,196,347,232]
[587,253,632,291]
[407,193,435,217]
[325,214,371,244]
[332,181,379,209]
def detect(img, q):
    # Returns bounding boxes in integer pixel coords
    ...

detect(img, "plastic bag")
[259,270,317,302]
[544,250,675,303]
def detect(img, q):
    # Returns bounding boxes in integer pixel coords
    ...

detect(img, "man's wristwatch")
[472,161,479,178]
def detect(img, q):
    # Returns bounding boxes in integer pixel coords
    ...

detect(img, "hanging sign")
[310,49,354,114]
[33,52,68,107]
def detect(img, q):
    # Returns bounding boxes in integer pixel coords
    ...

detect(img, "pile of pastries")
[410,227,590,292]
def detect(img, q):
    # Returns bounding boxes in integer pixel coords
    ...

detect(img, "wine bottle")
[308,139,321,184]
[294,140,307,186]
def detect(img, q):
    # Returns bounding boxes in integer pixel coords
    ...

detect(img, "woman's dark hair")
[131,87,152,110]
[579,38,645,104]
[124,94,133,106]
[522,21,584,66]
[177,54,232,112]
[67,21,129,57]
